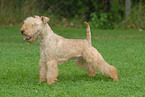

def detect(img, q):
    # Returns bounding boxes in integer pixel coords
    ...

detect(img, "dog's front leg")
[39,59,47,82]
[46,60,58,85]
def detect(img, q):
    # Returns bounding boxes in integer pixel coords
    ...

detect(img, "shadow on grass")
[1,67,113,86]
[58,73,113,83]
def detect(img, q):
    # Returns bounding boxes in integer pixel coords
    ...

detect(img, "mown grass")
[0,26,145,97]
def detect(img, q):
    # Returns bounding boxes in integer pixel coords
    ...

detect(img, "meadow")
[0,25,145,96]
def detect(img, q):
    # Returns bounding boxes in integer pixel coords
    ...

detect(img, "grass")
[0,25,145,97]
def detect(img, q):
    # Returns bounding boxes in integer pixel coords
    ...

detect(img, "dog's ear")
[41,16,50,23]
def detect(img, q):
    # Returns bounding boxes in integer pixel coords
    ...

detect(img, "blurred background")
[0,0,144,30]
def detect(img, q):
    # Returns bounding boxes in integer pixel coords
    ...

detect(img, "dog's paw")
[47,80,56,85]
[40,78,46,83]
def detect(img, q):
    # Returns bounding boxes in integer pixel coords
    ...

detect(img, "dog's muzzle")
[21,30,32,40]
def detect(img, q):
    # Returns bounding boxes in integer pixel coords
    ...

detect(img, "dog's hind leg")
[74,57,96,76]
[83,47,119,81]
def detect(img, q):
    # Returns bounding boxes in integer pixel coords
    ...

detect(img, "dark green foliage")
[0,0,144,29]
[89,12,113,29]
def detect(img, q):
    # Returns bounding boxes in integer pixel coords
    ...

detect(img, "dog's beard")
[23,31,40,42]
[23,34,37,42]
[24,36,32,40]
[27,36,37,42]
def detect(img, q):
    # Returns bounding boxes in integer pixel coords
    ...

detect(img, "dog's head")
[20,15,49,42]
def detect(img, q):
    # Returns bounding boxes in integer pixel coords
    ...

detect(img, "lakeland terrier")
[20,15,118,84]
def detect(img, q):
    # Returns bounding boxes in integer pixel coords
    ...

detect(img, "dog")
[20,15,118,84]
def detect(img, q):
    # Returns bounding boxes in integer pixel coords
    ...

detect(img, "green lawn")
[0,25,145,96]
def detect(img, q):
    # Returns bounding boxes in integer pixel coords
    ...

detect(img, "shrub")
[89,12,113,29]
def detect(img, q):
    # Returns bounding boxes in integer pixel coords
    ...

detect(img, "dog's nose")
[21,30,25,34]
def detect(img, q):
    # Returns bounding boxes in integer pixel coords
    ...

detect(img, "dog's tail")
[84,22,91,43]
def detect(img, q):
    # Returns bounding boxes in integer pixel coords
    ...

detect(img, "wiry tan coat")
[21,16,118,84]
